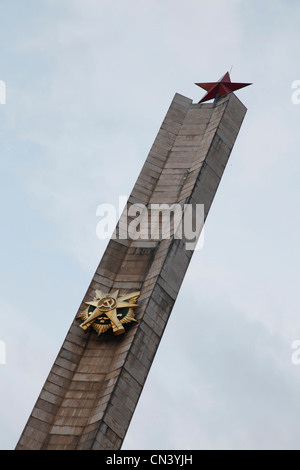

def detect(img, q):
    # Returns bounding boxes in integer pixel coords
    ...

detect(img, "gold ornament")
[77,289,140,336]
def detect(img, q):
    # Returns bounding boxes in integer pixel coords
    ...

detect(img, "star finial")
[195,72,252,103]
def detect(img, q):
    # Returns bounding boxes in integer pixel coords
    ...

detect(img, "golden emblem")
[77,289,140,336]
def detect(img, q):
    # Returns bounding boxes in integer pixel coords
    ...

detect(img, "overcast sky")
[1,0,300,450]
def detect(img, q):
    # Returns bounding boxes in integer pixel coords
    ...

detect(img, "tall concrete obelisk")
[16,78,248,450]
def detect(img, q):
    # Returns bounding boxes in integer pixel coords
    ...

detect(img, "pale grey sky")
[1,0,300,450]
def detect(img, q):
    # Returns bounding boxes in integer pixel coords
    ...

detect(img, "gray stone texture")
[16,92,247,450]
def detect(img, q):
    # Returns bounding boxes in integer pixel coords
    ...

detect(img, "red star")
[195,72,252,103]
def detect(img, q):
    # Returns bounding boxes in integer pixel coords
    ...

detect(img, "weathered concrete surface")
[16,92,247,450]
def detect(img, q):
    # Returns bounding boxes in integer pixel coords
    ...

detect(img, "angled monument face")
[16,89,247,450]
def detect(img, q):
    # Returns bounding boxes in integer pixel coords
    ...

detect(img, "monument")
[16,73,250,450]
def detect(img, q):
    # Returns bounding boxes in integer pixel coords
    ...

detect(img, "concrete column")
[16,92,247,450]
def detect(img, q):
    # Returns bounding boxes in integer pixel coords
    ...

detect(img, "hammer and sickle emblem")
[77,289,140,336]
[98,296,117,311]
